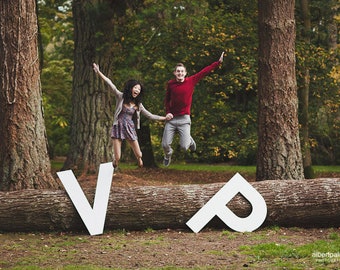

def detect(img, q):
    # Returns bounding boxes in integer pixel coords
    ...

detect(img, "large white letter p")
[186,173,267,233]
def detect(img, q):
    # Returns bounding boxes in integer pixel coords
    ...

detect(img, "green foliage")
[38,0,73,157]
[296,0,340,165]
[39,0,339,165]
[112,0,260,164]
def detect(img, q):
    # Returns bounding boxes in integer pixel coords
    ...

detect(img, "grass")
[52,157,340,176]
[51,159,65,170]
[313,165,340,173]
[239,231,340,269]
[162,163,256,173]
[116,162,257,173]
[2,229,339,269]
[163,164,340,175]
[117,162,340,176]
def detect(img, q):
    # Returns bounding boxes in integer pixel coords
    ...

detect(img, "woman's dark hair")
[122,79,144,106]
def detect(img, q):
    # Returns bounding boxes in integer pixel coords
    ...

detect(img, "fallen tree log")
[0,178,339,232]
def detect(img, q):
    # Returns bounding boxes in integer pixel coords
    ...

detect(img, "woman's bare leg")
[127,140,143,167]
[112,139,122,168]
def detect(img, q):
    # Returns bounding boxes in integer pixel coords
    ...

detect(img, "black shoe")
[163,156,171,167]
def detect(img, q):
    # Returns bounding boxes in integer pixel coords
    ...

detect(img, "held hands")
[219,52,225,63]
[165,113,174,121]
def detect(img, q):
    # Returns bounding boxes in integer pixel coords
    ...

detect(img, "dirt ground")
[77,166,339,188]
[2,227,339,269]
[1,167,339,269]
[78,167,252,188]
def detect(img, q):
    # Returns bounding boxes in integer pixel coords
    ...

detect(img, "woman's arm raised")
[93,63,119,93]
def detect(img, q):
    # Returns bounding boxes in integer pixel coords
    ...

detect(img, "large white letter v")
[57,162,114,235]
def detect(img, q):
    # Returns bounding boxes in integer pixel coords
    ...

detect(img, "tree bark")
[0,178,339,232]
[299,0,314,178]
[64,0,158,173]
[63,0,114,174]
[0,0,59,190]
[257,0,304,180]
[137,121,157,167]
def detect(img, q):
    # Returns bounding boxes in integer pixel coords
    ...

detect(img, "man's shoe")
[163,156,171,167]
[189,138,196,152]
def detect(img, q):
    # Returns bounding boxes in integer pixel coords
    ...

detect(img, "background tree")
[296,0,340,165]
[0,0,59,190]
[63,0,114,173]
[298,0,314,178]
[256,0,304,180]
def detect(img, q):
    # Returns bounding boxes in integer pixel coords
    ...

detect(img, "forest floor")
[1,166,339,269]
[78,166,257,188]
[77,165,339,188]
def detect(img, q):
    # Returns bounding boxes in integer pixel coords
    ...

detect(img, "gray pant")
[162,115,192,157]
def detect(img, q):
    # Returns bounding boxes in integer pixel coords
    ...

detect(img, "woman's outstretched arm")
[93,63,119,92]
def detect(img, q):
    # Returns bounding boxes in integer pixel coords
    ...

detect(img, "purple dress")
[111,105,137,140]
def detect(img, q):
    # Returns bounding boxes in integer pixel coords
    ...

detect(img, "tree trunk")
[327,4,338,51]
[64,0,158,173]
[63,0,114,174]
[0,0,59,190]
[137,121,157,167]
[257,0,304,180]
[0,178,338,232]
[299,0,314,179]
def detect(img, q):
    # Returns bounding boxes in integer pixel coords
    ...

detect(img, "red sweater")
[165,61,221,116]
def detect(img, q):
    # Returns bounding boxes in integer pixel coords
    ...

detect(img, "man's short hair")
[174,63,186,72]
